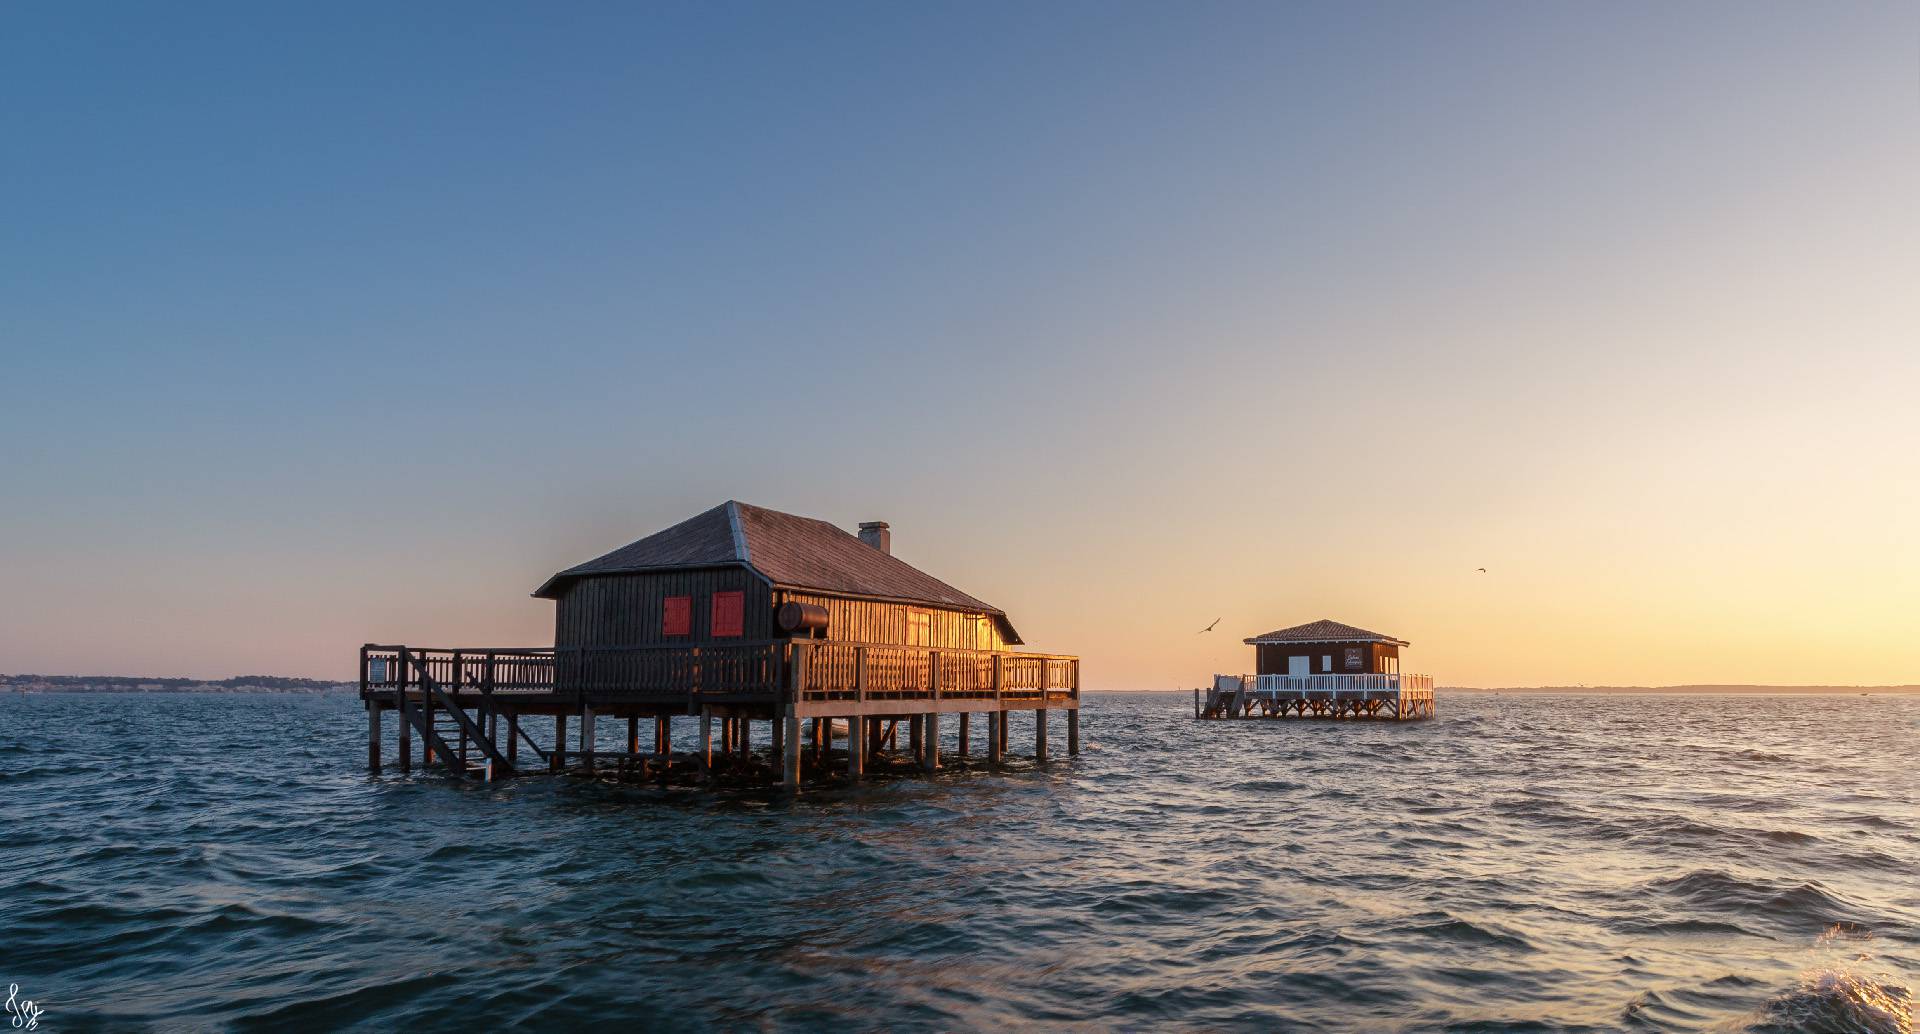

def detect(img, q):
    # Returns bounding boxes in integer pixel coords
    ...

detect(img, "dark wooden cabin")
[359,501,1077,788]
[534,501,1022,657]
[1245,618,1407,676]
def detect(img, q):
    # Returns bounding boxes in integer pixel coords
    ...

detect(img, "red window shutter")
[663,596,691,637]
[711,591,744,638]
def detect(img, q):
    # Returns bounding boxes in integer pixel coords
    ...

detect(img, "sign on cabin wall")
[1344,647,1363,671]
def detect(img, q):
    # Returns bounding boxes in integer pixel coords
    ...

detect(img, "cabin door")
[1286,655,1310,676]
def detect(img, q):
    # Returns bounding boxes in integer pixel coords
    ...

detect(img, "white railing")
[1243,673,1433,696]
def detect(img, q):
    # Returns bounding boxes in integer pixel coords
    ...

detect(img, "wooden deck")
[359,641,1080,787]
[1197,673,1435,720]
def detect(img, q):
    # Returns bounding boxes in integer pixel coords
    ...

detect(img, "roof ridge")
[724,501,750,563]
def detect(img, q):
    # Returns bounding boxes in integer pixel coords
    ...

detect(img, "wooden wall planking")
[554,568,772,649]
[1254,641,1400,675]
[554,570,1010,654]
[777,590,1007,651]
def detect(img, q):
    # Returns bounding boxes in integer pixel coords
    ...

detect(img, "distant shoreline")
[1455,685,1920,695]
[5,687,355,695]
[1100,685,1920,695]
[3,675,352,695]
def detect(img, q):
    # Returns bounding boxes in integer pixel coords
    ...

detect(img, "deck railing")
[362,641,1079,707]
[363,646,559,695]
[793,642,1077,705]
[1249,673,1433,695]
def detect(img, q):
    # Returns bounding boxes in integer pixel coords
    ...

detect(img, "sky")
[2,2,1915,689]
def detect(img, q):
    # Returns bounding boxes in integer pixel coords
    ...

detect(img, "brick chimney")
[858,521,891,554]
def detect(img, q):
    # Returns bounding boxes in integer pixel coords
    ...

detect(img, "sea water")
[1,691,1914,1031]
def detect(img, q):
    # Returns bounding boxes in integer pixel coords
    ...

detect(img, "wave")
[1225,778,1308,793]
[1648,870,1867,928]
[1608,917,1765,939]
[1388,912,1538,952]
[1744,967,1914,1034]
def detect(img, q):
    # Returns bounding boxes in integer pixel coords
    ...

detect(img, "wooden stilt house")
[359,501,1079,786]
[1199,618,1434,720]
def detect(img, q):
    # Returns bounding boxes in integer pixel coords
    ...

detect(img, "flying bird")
[1476,567,1487,573]
[1199,618,1221,634]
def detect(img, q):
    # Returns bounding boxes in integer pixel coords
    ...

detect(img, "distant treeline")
[3,673,350,693]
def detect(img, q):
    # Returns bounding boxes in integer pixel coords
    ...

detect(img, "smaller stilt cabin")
[359,501,1079,787]
[1199,618,1434,720]
[1246,618,1405,678]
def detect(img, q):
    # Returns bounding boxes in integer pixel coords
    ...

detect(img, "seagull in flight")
[1199,618,1221,634]
[1476,567,1487,573]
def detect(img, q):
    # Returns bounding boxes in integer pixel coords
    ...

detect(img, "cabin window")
[710,591,744,638]
[663,596,692,637]
[906,609,933,647]
[1321,655,1333,672]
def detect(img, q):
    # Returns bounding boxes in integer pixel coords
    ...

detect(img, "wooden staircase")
[1201,677,1248,719]
[394,647,531,779]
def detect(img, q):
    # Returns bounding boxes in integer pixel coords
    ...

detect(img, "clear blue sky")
[3,2,1915,686]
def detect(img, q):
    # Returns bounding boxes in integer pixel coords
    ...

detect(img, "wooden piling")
[505,713,516,767]
[367,701,381,772]
[957,713,969,756]
[1035,709,1049,765]
[988,707,1003,768]
[782,707,802,788]
[398,702,412,772]
[628,715,639,756]
[847,714,865,781]
[580,706,596,774]
[700,706,714,776]
[909,715,924,759]
[553,714,566,774]
[923,713,940,772]
[1067,709,1079,756]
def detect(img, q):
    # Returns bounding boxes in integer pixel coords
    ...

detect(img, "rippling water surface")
[2,691,1915,1031]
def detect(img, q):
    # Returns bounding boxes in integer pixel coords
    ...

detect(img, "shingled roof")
[532,502,1022,642]
[1244,619,1409,647]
